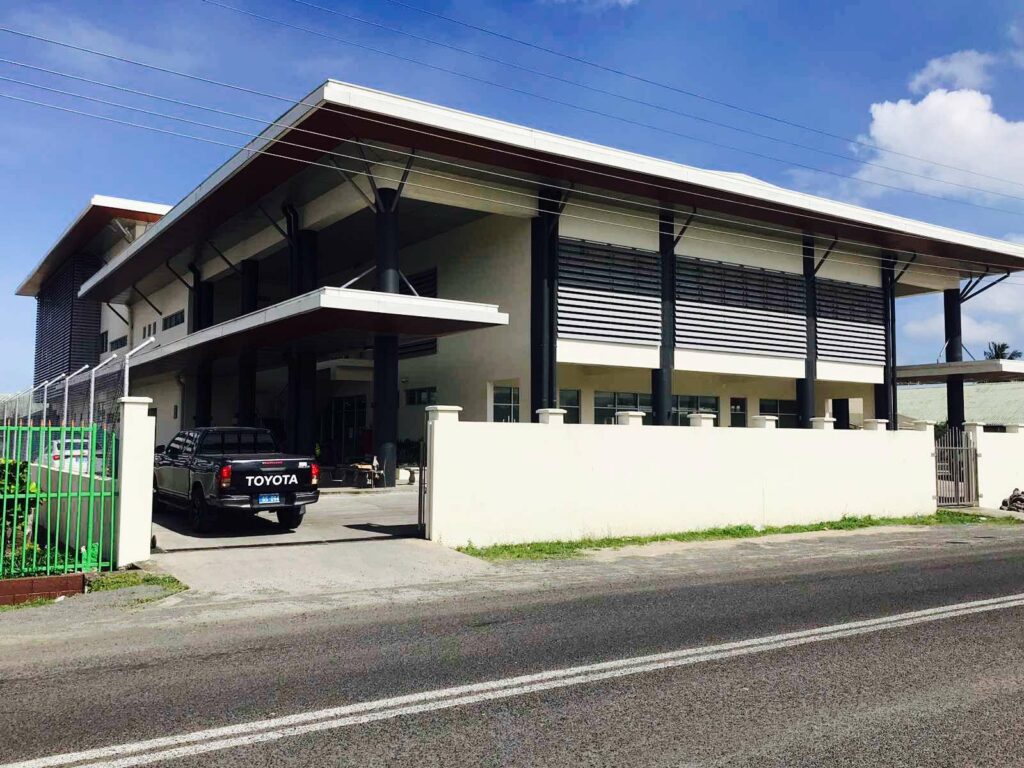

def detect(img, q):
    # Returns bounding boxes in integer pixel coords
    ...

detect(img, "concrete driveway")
[151,487,420,552]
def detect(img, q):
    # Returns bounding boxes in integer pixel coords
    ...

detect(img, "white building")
[16,80,1024,486]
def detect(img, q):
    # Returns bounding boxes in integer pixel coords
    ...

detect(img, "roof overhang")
[896,360,1024,384]
[17,195,170,297]
[79,80,1024,303]
[127,286,508,378]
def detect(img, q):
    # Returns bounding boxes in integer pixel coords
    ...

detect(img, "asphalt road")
[4,532,1024,766]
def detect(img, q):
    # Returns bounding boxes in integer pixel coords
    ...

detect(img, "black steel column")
[373,188,400,486]
[189,263,214,428]
[236,260,259,426]
[652,210,675,425]
[796,234,817,428]
[944,287,965,430]
[874,255,896,428]
[833,398,851,430]
[194,362,212,428]
[285,348,317,454]
[530,187,560,421]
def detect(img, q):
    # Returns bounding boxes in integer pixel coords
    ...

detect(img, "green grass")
[0,597,55,614]
[88,571,188,595]
[458,509,1020,561]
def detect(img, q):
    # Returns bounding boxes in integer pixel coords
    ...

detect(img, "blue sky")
[2,0,1024,391]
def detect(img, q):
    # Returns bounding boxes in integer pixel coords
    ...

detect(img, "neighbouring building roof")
[899,381,1024,425]
[16,195,171,297]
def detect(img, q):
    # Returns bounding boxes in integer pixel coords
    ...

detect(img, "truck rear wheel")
[277,507,304,530]
[190,488,216,533]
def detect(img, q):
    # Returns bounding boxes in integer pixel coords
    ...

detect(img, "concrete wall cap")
[425,405,463,413]
[118,396,154,405]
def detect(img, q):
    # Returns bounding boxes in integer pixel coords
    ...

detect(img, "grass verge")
[88,571,188,596]
[458,509,1020,561]
[0,597,55,614]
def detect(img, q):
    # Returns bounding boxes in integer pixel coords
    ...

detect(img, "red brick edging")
[0,573,85,606]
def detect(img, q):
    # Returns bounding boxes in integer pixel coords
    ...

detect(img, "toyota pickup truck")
[153,427,320,532]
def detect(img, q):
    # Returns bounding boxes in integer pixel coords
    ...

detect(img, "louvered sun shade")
[557,239,661,345]
[815,278,886,365]
[675,257,807,358]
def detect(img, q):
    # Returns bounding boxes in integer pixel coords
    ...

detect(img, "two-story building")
[16,80,1024,485]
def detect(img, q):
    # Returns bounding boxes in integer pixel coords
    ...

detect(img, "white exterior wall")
[426,416,935,547]
[397,214,532,436]
[128,279,189,349]
[968,425,1024,509]
[132,374,183,446]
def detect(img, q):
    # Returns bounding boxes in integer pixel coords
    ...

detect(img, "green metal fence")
[1,423,120,579]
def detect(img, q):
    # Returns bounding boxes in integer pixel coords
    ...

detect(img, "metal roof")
[899,381,1024,425]
[78,80,1024,302]
[16,195,171,297]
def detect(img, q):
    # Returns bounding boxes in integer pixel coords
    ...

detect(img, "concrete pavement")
[4,525,1024,766]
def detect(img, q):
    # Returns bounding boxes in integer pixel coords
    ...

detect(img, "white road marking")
[7,591,1024,768]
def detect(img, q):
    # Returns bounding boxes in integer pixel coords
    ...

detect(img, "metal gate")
[935,429,978,507]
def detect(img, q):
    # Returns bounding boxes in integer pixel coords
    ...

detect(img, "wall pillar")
[944,287,965,431]
[194,361,212,428]
[530,187,560,421]
[115,396,156,567]
[240,260,259,314]
[373,188,401,485]
[796,233,817,428]
[237,351,257,427]
[652,210,675,425]
[874,254,897,428]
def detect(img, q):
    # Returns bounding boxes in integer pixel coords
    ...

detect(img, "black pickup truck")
[153,427,320,532]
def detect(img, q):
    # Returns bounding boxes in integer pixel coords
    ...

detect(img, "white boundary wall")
[967,423,1024,509]
[425,408,936,547]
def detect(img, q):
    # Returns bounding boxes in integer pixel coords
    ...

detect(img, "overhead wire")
[4,22,1024,254]
[280,0,1024,198]
[377,0,1024,190]
[193,0,1024,217]
[1,59,1012,282]
[3,87,1022,291]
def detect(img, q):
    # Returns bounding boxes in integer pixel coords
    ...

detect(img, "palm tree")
[983,341,1023,360]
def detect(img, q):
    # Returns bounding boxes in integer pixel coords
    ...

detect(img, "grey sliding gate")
[934,429,978,507]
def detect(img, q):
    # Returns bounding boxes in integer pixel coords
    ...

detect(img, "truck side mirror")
[155,444,165,454]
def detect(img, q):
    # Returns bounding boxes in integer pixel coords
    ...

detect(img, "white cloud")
[851,89,1024,203]
[543,0,640,10]
[903,310,1011,349]
[4,6,202,75]
[909,50,995,93]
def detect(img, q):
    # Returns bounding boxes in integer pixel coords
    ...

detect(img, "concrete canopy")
[896,359,1024,384]
[127,287,508,377]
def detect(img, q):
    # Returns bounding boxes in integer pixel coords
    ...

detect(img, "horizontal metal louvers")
[557,239,660,345]
[33,254,101,385]
[400,268,438,359]
[675,257,806,358]
[816,279,886,365]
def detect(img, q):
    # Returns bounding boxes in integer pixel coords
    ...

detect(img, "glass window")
[198,430,278,455]
[109,335,128,351]
[671,395,719,426]
[405,387,438,406]
[98,331,108,354]
[759,399,800,429]
[558,389,581,424]
[162,310,185,331]
[594,391,653,425]
[730,397,747,428]
[493,386,520,423]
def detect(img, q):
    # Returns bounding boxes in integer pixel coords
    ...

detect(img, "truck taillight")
[311,462,320,486]
[219,464,232,489]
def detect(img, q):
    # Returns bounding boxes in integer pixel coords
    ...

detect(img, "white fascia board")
[557,338,659,369]
[16,195,171,296]
[323,80,1024,265]
[79,84,331,299]
[674,348,805,379]
[817,360,884,384]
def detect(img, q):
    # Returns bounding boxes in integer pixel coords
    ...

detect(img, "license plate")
[257,494,281,505]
